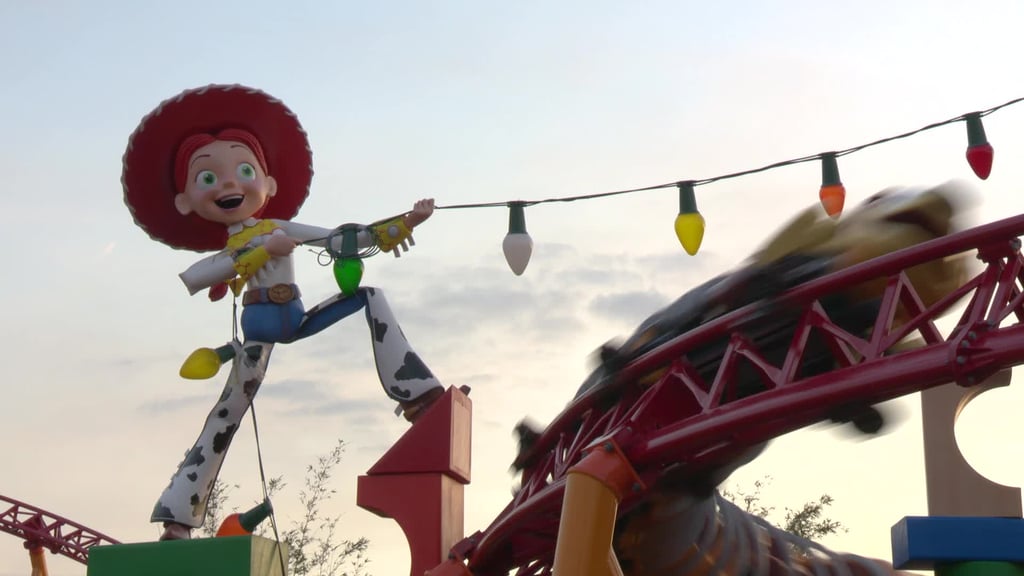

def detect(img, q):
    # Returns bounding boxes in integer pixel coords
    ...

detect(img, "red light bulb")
[964,112,994,180]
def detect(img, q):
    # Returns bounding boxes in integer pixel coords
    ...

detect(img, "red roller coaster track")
[5,214,1024,576]
[443,212,1024,575]
[0,494,120,565]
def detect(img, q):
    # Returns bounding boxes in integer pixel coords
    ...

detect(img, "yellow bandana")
[227,219,280,251]
[225,220,281,295]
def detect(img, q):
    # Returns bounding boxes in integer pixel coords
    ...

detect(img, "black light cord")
[434,95,1024,210]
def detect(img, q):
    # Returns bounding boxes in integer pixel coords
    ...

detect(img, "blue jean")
[240,289,369,344]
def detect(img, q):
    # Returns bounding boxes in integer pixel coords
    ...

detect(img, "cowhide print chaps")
[151,287,441,527]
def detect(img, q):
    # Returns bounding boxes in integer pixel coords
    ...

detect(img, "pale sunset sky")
[2,2,1023,575]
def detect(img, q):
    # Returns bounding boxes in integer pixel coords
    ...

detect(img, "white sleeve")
[275,220,374,252]
[179,252,237,295]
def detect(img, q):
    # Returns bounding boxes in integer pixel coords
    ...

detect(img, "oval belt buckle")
[267,283,295,304]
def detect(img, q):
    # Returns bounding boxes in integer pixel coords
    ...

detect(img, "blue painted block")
[891,516,1024,570]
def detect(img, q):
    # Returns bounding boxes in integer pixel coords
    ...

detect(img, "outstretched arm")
[373,198,435,257]
[274,198,435,257]
[276,221,376,251]
[179,252,237,295]
[402,198,435,228]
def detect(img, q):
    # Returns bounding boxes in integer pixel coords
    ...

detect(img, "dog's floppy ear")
[752,205,837,266]
[881,188,955,237]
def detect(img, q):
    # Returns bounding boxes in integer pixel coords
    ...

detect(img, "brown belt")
[242,283,301,305]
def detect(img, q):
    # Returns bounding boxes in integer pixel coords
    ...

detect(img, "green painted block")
[938,561,1024,576]
[86,535,288,576]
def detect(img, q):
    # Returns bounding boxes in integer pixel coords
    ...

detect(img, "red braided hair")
[173,128,269,193]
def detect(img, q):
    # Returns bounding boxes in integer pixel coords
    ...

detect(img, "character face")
[822,187,958,258]
[173,140,277,225]
[816,185,968,311]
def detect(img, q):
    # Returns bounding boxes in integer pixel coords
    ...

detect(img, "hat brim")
[122,84,313,252]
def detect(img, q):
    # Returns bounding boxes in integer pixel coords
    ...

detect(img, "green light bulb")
[333,258,364,296]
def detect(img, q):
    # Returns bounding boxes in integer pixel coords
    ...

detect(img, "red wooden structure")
[364,212,1024,575]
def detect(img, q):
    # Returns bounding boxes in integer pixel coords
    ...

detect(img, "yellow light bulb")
[180,347,222,380]
[674,212,705,256]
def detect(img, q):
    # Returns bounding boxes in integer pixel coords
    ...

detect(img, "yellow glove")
[228,246,271,295]
[371,217,414,254]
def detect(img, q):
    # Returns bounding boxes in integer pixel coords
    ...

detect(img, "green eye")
[196,170,217,187]
[237,162,256,181]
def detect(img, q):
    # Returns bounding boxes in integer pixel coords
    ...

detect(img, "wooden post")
[357,387,472,576]
[920,370,1022,517]
[552,441,640,576]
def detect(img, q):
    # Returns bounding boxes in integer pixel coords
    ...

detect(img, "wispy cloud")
[138,394,210,414]
[257,378,335,402]
[588,289,671,325]
[253,376,393,423]
[289,398,389,420]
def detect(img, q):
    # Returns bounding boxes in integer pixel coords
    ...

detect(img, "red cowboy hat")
[122,84,313,252]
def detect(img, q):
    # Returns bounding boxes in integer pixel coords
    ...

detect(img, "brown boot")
[399,385,471,423]
[159,522,192,541]
[399,387,445,423]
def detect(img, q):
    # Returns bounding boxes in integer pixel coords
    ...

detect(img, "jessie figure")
[123,84,448,540]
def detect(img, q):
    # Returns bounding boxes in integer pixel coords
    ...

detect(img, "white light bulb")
[502,233,533,275]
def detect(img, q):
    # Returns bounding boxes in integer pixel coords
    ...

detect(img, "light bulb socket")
[239,499,273,533]
[677,181,698,214]
[507,201,528,234]
[340,227,358,257]
[965,112,989,147]
[820,153,842,186]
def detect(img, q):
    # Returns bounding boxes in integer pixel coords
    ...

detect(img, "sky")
[2,1,1024,575]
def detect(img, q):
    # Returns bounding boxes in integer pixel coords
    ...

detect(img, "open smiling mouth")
[215,194,245,209]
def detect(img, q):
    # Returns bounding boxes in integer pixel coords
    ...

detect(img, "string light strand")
[434,94,1024,211]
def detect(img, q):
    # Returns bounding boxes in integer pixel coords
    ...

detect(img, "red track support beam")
[552,441,640,576]
[29,544,48,576]
[456,215,1024,575]
[0,495,119,566]
[630,322,1024,469]
[357,387,472,576]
